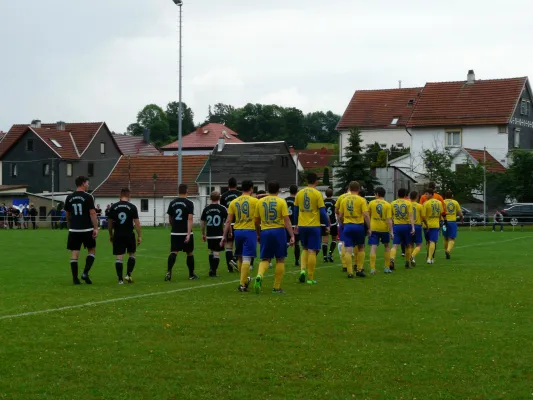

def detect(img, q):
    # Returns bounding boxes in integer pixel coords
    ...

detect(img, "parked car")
[458,207,486,225]
[500,203,533,225]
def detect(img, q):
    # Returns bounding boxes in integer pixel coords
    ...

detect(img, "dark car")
[500,203,533,225]
[458,207,486,225]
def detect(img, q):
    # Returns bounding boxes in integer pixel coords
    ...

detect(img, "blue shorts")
[339,224,345,242]
[427,228,440,243]
[234,230,257,258]
[368,231,390,246]
[343,224,366,248]
[393,224,412,246]
[443,222,458,239]
[260,228,288,260]
[412,225,423,245]
[298,226,321,251]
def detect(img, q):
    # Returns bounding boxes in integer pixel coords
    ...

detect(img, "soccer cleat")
[118,280,124,285]
[238,285,248,292]
[295,261,300,267]
[73,278,82,285]
[342,267,348,273]
[229,260,238,270]
[254,275,263,294]
[426,259,434,265]
[124,275,134,284]
[445,251,451,260]
[245,277,252,289]
[356,271,366,278]
[299,270,307,283]
[347,274,354,279]
[323,256,328,263]
[405,262,411,269]
[389,259,395,270]
[410,257,416,267]
[272,288,285,294]
[188,275,199,280]
[370,269,376,275]
[327,255,334,263]
[81,274,92,285]
[165,272,172,282]
[402,253,405,257]
[384,268,392,274]
[306,280,318,285]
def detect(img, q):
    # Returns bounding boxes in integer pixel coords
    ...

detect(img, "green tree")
[126,122,143,137]
[505,150,533,202]
[206,103,236,125]
[335,128,380,195]
[303,111,341,143]
[131,104,170,145]
[166,102,195,140]
[323,168,330,186]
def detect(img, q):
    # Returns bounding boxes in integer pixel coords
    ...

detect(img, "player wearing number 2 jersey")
[166,184,198,282]
[108,188,142,284]
[201,191,228,277]
[65,176,99,285]
[222,180,258,292]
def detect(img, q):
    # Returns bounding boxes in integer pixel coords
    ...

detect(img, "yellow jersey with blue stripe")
[411,202,424,226]
[254,196,289,230]
[295,187,325,227]
[340,194,368,224]
[444,199,460,222]
[369,199,392,232]
[391,199,412,225]
[423,199,442,229]
[228,195,258,230]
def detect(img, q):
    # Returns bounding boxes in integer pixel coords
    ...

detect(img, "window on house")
[205,186,215,196]
[514,128,520,148]
[66,163,73,177]
[140,199,149,212]
[100,142,105,154]
[26,139,34,152]
[281,156,289,167]
[50,139,62,148]
[520,100,529,116]
[10,163,18,177]
[391,117,400,125]
[498,126,507,134]
[43,163,50,176]
[88,163,94,177]
[445,130,461,147]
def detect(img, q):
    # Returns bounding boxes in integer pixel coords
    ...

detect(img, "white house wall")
[339,128,410,161]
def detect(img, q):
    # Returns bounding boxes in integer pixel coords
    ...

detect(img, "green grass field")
[0,228,532,400]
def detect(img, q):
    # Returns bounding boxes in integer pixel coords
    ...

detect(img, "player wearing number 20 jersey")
[201,191,228,277]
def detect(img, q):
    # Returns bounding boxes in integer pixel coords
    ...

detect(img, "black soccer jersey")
[167,197,194,234]
[324,198,337,225]
[285,196,296,226]
[201,204,228,238]
[108,201,139,234]
[64,191,95,231]
[220,190,241,209]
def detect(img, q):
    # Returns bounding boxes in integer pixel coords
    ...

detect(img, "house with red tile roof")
[0,120,122,193]
[113,133,161,156]
[160,123,243,155]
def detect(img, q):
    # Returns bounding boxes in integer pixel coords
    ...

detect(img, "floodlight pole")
[172,0,184,190]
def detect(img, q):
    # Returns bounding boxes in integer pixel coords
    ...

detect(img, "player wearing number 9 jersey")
[65,176,99,285]
[108,188,142,284]
[200,191,228,277]
[368,187,394,274]
[222,180,259,292]
[166,184,198,282]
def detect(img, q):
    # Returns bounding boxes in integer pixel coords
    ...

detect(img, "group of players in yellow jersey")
[334,181,464,276]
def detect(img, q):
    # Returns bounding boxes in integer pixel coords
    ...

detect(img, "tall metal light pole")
[172,0,184,189]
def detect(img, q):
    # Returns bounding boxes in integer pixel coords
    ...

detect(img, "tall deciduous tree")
[335,128,380,195]
[303,111,341,143]
[131,104,170,145]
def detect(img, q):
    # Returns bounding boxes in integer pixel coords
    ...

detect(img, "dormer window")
[391,117,399,125]
[50,139,62,148]
[407,99,415,107]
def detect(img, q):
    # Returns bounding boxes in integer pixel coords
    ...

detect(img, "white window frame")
[11,163,18,177]
[391,117,400,125]
[520,100,529,116]
[43,163,50,177]
[50,139,62,148]
[100,142,105,154]
[514,128,520,148]
[66,162,73,177]
[445,130,462,148]
[498,126,507,134]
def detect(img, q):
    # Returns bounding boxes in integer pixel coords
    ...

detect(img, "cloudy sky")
[1,0,531,133]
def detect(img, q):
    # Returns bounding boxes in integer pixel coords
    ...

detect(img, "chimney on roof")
[467,69,475,84]
[143,128,150,144]
[217,136,225,152]
[56,121,65,131]
[31,119,41,128]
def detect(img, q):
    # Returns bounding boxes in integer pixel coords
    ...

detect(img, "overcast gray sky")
[1,0,531,133]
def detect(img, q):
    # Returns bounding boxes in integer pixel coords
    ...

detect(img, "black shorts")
[207,238,224,252]
[171,234,195,253]
[67,231,96,251]
[321,225,339,238]
[113,233,137,256]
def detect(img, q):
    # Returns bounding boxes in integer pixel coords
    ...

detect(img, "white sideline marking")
[0,236,529,321]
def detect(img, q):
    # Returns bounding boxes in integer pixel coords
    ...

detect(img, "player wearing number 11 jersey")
[201,191,228,277]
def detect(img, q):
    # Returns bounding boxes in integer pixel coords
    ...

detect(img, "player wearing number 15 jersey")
[201,191,228,277]
[65,176,99,285]
[222,180,259,292]
[166,184,198,282]
[108,188,142,284]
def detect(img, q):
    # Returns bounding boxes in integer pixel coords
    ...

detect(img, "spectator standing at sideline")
[96,204,103,228]
[493,210,504,232]
[29,204,38,229]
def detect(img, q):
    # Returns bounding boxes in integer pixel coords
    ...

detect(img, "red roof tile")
[464,148,506,173]
[408,78,527,127]
[296,148,337,171]
[161,123,242,150]
[32,128,80,159]
[92,155,208,197]
[113,134,161,156]
[337,87,423,130]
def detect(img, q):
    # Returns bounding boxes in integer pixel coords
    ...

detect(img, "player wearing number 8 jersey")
[294,172,329,284]
[221,180,259,292]
[422,189,443,264]
[108,188,142,284]
[166,184,198,281]
[368,187,394,274]
[390,188,415,270]
[252,181,295,294]
[200,191,228,277]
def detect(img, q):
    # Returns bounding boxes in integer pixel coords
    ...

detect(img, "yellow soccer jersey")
[391,198,412,225]
[340,194,368,224]
[228,195,258,230]
[444,199,460,222]
[295,187,325,227]
[423,198,442,229]
[411,202,425,226]
[254,196,289,230]
[335,193,349,212]
[369,199,392,232]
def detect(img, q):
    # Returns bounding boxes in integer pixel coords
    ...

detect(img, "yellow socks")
[405,246,412,262]
[340,245,346,269]
[357,251,365,272]
[301,250,308,271]
[258,261,269,277]
[412,246,421,258]
[390,247,397,260]
[237,259,242,272]
[344,251,353,275]
[307,252,317,280]
[384,251,391,269]
[370,253,377,270]
[274,262,285,289]
[447,239,455,253]
[428,242,436,260]
[240,262,250,286]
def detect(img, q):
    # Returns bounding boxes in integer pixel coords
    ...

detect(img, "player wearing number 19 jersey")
[443,191,463,260]
[200,191,228,277]
[422,189,443,264]
[390,188,415,270]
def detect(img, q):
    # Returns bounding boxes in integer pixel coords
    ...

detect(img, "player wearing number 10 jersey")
[108,188,142,284]
[201,191,228,277]
[166,184,198,282]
